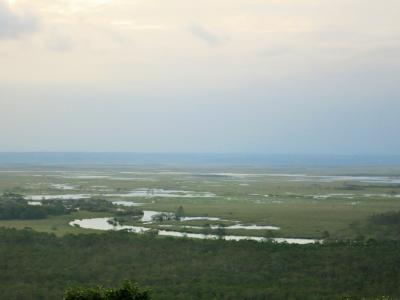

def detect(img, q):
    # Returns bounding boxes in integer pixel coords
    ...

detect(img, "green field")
[1,166,400,239]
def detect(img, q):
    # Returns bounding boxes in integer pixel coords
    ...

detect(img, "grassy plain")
[1,166,400,239]
[0,211,110,236]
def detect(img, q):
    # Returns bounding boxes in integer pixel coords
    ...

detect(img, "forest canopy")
[0,227,400,299]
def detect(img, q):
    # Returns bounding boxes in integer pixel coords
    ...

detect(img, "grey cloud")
[188,23,222,46]
[0,0,39,39]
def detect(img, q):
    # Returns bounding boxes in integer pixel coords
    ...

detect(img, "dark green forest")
[0,193,69,220]
[0,193,142,221]
[0,228,399,300]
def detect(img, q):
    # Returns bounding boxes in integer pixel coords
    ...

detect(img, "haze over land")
[2,2,400,299]
[0,0,399,154]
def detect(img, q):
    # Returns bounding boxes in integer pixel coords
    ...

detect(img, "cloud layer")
[0,0,38,39]
[0,0,399,154]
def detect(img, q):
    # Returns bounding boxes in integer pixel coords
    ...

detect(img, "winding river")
[69,217,319,245]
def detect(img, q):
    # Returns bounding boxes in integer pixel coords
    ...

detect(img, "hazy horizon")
[1,152,400,168]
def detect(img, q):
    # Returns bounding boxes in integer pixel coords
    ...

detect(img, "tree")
[216,224,226,239]
[64,281,151,300]
[321,230,330,239]
[202,223,212,236]
[264,230,276,239]
[1,192,25,203]
[175,206,185,220]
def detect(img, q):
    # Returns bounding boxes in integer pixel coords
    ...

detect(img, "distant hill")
[0,152,399,167]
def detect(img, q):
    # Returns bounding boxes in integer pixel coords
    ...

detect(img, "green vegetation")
[0,210,110,236]
[175,206,185,220]
[1,228,400,299]
[336,211,400,241]
[370,211,400,226]
[70,198,143,217]
[64,281,150,300]
[1,166,400,239]
[0,193,69,220]
[1,166,400,299]
[0,192,143,236]
[69,197,115,212]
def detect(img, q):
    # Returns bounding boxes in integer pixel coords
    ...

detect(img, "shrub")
[64,281,151,300]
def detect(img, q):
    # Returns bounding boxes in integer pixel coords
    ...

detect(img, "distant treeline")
[0,228,400,299]
[336,211,400,242]
[0,193,142,220]
[369,211,400,226]
[0,193,69,220]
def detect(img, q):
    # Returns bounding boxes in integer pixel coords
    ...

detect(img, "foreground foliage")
[0,228,400,299]
[64,281,150,300]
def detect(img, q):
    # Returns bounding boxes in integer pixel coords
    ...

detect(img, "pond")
[112,201,145,207]
[119,188,216,198]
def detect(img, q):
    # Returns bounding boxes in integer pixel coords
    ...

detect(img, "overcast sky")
[0,0,399,154]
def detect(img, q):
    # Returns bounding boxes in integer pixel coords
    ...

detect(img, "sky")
[0,0,399,154]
